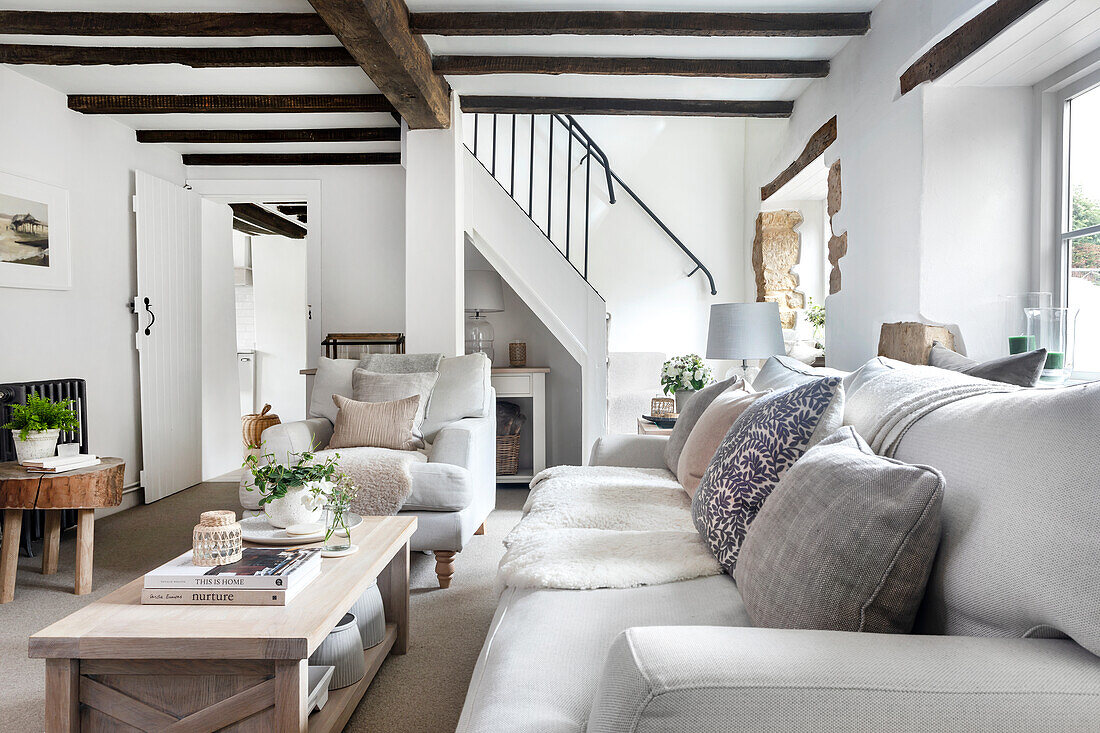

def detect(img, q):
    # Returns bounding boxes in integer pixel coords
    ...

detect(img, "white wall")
[0,67,185,488]
[748,0,1037,368]
[576,116,753,364]
[252,235,307,422]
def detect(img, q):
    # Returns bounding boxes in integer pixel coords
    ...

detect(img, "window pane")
[1069,85,1100,235]
[1069,235,1100,372]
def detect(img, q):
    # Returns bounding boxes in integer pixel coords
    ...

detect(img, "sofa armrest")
[588,434,669,469]
[588,626,1100,733]
[259,418,334,464]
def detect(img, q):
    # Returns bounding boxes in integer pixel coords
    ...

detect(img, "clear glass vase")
[1025,306,1079,384]
[1005,292,1052,354]
[323,501,353,552]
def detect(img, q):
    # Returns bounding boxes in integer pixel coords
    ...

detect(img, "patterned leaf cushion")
[691,377,844,572]
[735,427,944,633]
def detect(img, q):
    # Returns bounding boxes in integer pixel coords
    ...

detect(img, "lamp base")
[464,313,495,362]
[724,360,760,385]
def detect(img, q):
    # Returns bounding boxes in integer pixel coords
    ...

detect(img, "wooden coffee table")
[0,458,125,603]
[30,515,416,732]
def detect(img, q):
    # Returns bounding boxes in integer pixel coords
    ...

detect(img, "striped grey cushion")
[327,394,420,451]
[735,427,944,633]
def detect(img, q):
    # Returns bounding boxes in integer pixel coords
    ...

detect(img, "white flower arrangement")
[660,354,713,395]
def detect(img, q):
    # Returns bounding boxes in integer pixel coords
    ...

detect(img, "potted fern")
[2,393,80,464]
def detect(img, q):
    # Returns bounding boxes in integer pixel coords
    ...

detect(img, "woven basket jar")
[496,434,521,476]
[242,404,280,450]
[192,511,243,567]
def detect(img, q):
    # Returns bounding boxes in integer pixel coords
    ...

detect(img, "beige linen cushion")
[352,369,438,448]
[327,394,420,451]
[676,386,766,496]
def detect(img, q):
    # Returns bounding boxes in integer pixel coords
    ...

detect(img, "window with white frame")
[1062,80,1100,374]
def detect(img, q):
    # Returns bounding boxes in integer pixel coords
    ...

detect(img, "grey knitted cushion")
[735,427,944,634]
[663,375,745,474]
[928,341,1046,387]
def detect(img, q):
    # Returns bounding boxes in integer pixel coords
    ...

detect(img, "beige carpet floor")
[0,483,526,732]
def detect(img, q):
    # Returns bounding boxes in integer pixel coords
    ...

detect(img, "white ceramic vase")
[263,483,325,528]
[674,389,696,414]
[12,428,60,465]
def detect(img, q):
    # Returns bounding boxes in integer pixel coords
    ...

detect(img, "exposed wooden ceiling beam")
[307,0,451,129]
[230,204,308,239]
[434,56,828,79]
[276,205,308,223]
[185,152,402,166]
[0,45,355,68]
[136,128,400,144]
[900,0,1047,95]
[761,116,838,201]
[233,219,273,237]
[409,12,871,37]
[68,95,394,115]
[460,96,792,118]
[0,11,332,36]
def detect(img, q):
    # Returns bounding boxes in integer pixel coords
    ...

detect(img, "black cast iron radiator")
[0,379,89,556]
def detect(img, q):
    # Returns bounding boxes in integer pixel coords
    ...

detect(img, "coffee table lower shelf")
[310,623,397,733]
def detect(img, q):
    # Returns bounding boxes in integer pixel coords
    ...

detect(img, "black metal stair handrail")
[466,112,718,296]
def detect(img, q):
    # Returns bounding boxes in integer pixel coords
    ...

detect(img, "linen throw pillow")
[735,427,944,634]
[676,387,768,497]
[352,369,439,448]
[928,341,1047,387]
[327,394,420,451]
[664,375,746,474]
[692,377,844,572]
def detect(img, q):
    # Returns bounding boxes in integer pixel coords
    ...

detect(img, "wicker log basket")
[242,404,280,450]
[496,434,521,476]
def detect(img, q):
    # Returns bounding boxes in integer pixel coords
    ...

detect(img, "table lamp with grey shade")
[465,269,505,362]
[706,302,786,381]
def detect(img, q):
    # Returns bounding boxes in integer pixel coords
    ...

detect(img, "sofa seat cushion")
[406,460,474,512]
[456,575,750,733]
[895,381,1100,656]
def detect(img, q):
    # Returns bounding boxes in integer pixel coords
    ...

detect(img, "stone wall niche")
[753,209,805,329]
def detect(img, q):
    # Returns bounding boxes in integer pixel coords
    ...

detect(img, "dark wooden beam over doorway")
[900,0,1048,95]
[229,204,307,239]
[409,12,872,37]
[433,56,829,79]
[307,0,451,129]
[460,96,793,118]
[0,11,333,36]
[186,153,402,166]
[136,128,400,144]
[760,115,838,201]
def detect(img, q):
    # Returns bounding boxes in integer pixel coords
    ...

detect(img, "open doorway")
[205,200,310,483]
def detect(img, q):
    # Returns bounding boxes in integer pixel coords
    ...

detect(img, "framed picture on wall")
[0,171,71,290]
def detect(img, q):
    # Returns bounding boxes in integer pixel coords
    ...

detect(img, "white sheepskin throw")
[313,447,423,516]
[497,465,720,591]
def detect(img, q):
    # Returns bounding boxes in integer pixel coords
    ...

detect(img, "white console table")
[491,367,548,484]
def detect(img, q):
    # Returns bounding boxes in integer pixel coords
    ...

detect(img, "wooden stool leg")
[475,521,486,536]
[433,551,456,589]
[74,509,94,596]
[42,511,61,575]
[1,508,22,604]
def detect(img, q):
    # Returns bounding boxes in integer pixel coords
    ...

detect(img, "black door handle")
[143,297,155,336]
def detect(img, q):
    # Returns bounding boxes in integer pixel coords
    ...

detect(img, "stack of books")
[23,454,100,472]
[142,547,322,606]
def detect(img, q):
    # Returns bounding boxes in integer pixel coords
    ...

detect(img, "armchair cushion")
[423,353,492,442]
[406,462,473,511]
[308,357,359,424]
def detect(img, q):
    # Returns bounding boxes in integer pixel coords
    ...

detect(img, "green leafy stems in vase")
[807,297,826,351]
[243,447,343,508]
[324,476,359,552]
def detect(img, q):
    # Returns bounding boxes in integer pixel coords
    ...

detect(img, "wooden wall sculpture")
[827,159,847,295]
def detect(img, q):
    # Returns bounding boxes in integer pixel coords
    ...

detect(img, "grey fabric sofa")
[244,354,496,588]
[457,357,1100,731]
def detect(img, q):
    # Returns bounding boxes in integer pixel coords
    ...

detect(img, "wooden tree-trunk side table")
[0,458,124,603]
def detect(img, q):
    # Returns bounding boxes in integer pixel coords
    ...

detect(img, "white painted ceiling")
[940,0,1100,87]
[0,1,882,162]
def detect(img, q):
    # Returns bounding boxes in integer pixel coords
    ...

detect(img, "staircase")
[462,113,717,456]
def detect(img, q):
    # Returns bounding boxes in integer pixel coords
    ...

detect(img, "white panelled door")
[134,171,203,502]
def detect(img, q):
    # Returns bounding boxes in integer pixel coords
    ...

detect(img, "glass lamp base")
[465,314,495,362]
